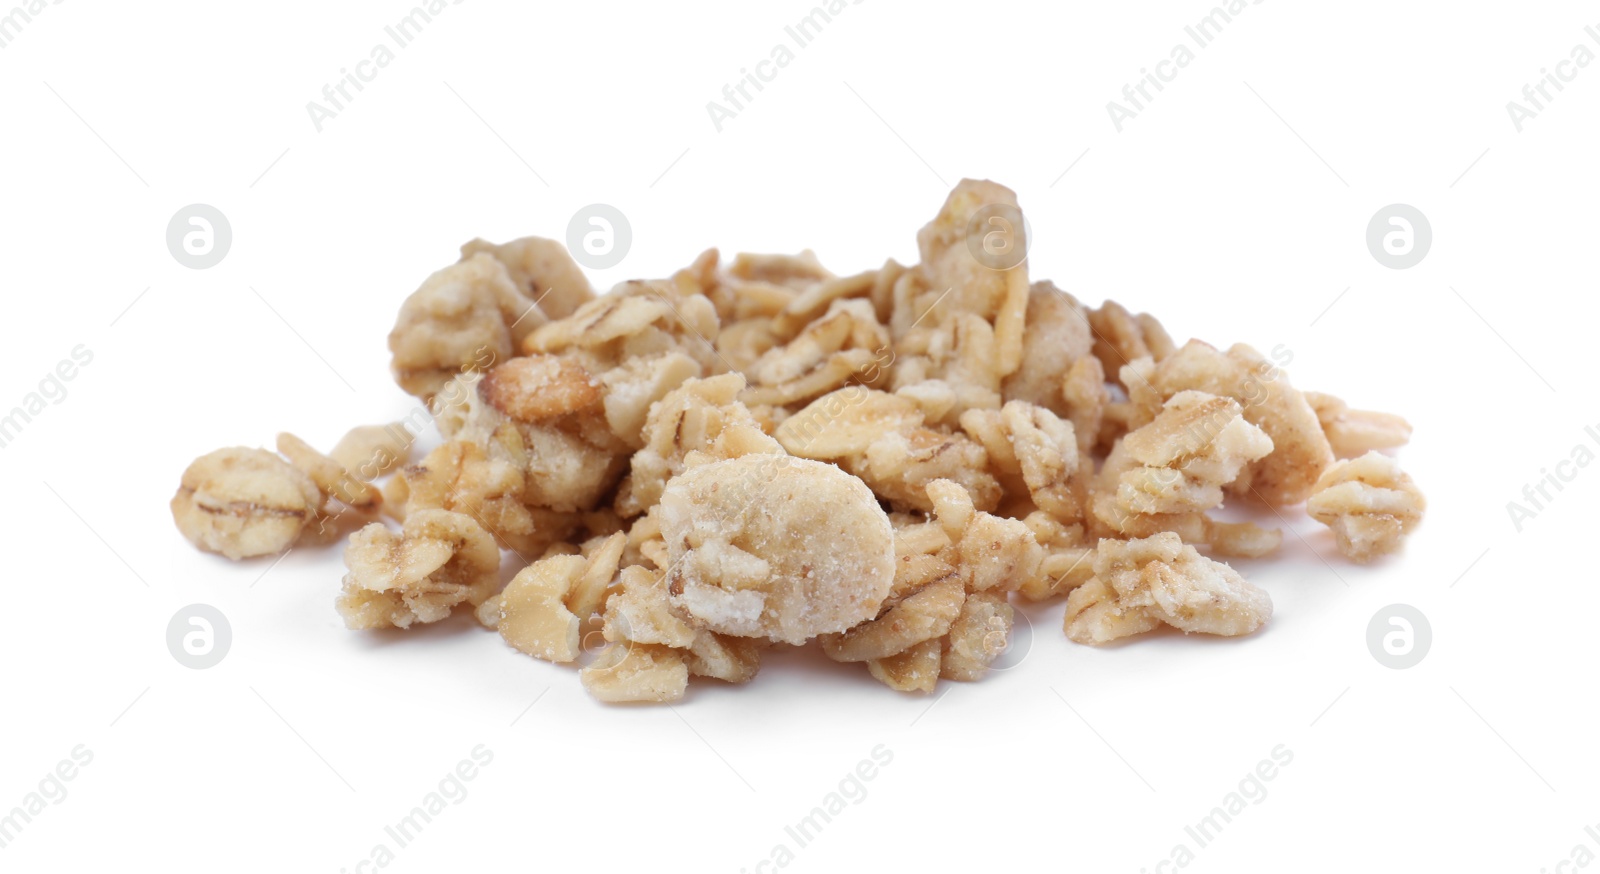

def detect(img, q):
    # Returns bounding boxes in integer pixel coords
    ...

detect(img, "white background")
[1,1,1596,871]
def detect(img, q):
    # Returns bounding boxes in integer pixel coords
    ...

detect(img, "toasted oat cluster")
[1064,533,1272,645]
[170,179,1426,702]
[1306,451,1427,563]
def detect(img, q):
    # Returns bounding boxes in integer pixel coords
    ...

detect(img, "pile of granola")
[171,180,1425,703]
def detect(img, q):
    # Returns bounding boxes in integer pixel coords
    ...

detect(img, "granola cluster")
[170,179,1426,703]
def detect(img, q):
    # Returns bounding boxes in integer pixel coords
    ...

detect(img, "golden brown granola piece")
[603,565,697,648]
[912,179,1029,367]
[616,373,782,517]
[1087,392,1281,559]
[388,254,521,400]
[492,555,587,662]
[522,278,723,377]
[959,400,1082,524]
[398,437,578,557]
[336,510,500,630]
[1306,451,1426,563]
[775,387,1001,513]
[742,299,890,406]
[1122,341,1332,506]
[594,562,764,688]
[890,309,1005,423]
[1101,391,1275,517]
[830,479,1047,693]
[171,447,323,560]
[598,352,702,449]
[488,534,625,662]
[580,643,688,704]
[1063,533,1272,645]
[925,479,1047,594]
[884,180,1032,422]
[436,359,629,513]
[1061,578,1162,644]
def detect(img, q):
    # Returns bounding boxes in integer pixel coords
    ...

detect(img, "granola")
[171,178,1426,704]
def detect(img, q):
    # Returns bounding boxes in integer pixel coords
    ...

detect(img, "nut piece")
[388,254,521,400]
[1304,391,1413,459]
[579,643,689,704]
[495,555,587,662]
[1064,533,1272,645]
[1305,451,1426,563]
[336,510,500,630]
[658,454,895,645]
[480,355,603,422]
[491,536,625,663]
[171,447,322,560]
